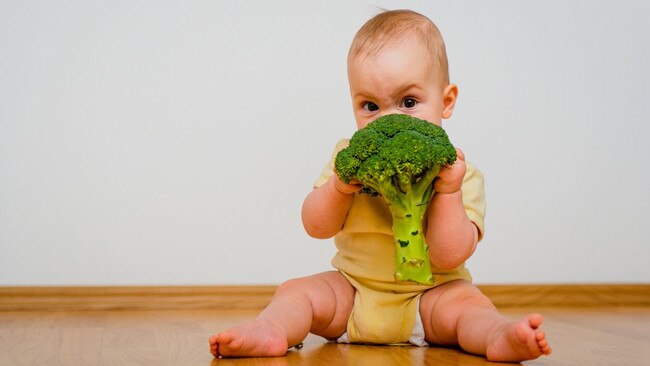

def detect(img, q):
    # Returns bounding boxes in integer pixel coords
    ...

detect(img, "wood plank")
[0,284,648,311]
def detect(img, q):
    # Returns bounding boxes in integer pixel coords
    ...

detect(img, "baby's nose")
[378,108,401,118]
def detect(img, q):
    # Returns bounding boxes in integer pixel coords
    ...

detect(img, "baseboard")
[478,284,650,308]
[0,286,276,312]
[1,284,648,311]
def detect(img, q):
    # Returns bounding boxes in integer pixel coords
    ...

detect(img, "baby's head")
[347,10,457,129]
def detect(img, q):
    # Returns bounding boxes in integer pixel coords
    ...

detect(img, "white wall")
[1,1,648,285]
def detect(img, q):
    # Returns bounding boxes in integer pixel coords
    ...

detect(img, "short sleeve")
[313,139,349,188]
[462,162,487,242]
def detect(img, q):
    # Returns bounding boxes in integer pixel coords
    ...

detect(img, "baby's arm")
[301,175,361,239]
[426,148,479,269]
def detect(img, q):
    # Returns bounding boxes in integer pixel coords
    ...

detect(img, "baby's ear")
[442,84,458,119]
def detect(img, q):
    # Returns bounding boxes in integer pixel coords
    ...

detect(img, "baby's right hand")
[332,174,363,195]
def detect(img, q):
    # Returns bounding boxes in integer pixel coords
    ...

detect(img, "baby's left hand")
[434,148,466,194]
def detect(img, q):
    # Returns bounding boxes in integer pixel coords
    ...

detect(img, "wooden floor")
[1,307,649,366]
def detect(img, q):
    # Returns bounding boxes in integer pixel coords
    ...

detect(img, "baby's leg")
[209,271,354,358]
[419,280,551,362]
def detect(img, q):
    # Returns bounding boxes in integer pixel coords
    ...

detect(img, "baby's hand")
[434,148,466,194]
[332,174,363,195]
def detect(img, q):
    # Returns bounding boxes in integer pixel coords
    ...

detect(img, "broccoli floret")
[335,114,457,285]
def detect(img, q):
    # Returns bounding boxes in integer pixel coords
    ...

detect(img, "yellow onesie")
[314,139,486,345]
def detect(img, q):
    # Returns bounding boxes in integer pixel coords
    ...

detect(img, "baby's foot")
[486,313,552,362]
[209,318,289,358]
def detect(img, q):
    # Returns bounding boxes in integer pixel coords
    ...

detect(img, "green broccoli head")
[333,113,458,285]
[335,113,457,204]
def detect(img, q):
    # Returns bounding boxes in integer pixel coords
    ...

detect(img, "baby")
[210,9,551,362]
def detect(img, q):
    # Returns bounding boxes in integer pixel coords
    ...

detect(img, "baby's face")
[348,39,449,130]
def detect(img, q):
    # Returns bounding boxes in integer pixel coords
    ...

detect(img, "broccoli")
[334,114,457,285]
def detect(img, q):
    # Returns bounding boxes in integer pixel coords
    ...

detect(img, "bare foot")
[209,318,289,358]
[486,313,552,362]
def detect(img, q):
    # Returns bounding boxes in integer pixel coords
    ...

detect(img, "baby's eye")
[400,97,418,109]
[362,102,379,112]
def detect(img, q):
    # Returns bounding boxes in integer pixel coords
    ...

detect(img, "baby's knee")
[423,280,495,314]
[275,277,312,296]
[448,283,494,309]
[274,274,334,300]
[274,272,354,316]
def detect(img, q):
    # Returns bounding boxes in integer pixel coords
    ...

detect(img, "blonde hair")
[348,9,450,85]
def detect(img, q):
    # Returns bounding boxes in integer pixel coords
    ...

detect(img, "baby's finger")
[455,148,465,161]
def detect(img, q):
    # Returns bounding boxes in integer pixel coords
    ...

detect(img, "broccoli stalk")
[334,114,457,285]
